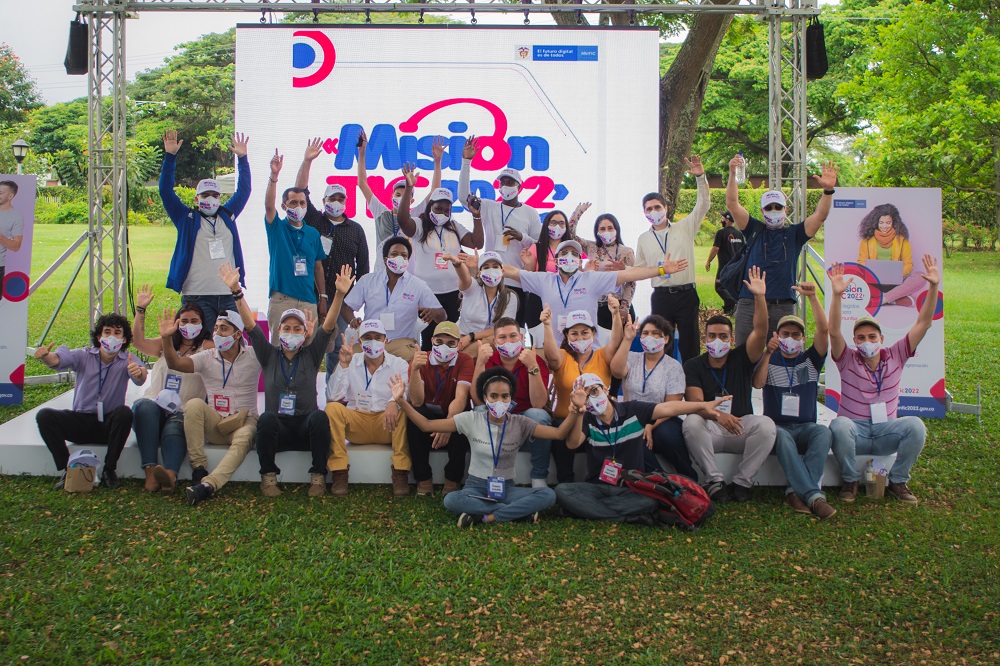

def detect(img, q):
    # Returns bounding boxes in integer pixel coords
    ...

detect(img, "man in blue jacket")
[159,130,252,332]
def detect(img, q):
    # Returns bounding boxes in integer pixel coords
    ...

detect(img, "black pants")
[406,404,470,483]
[256,410,331,475]
[713,270,737,314]
[550,417,585,484]
[640,417,698,480]
[36,406,134,471]
[422,290,462,351]
[650,285,701,363]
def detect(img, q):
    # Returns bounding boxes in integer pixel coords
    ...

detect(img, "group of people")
[32,132,939,527]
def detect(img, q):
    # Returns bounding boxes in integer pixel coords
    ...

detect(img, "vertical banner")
[0,175,36,406]
[823,187,945,418]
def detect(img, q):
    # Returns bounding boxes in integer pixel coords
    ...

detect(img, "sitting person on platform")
[555,374,728,524]
[342,236,445,362]
[159,308,261,506]
[827,257,939,504]
[35,314,148,489]
[751,282,836,520]
[390,367,585,527]
[220,262,350,498]
[682,266,776,504]
[130,284,212,494]
[325,319,412,497]
[407,322,473,497]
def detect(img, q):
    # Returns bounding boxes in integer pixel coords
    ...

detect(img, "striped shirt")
[763,346,824,424]
[833,336,913,420]
[582,401,657,482]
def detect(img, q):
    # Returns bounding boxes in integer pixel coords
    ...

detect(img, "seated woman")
[390,367,585,527]
[856,203,923,307]
[130,284,213,494]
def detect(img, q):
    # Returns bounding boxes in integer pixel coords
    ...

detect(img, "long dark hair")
[535,209,568,272]
[594,213,624,248]
[638,314,675,356]
[559,323,598,357]
[858,203,909,241]
[418,201,462,246]
[477,259,513,327]
[171,302,212,352]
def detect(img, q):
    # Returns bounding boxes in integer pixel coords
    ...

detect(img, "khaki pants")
[325,401,410,471]
[268,291,319,344]
[351,338,418,362]
[183,398,259,491]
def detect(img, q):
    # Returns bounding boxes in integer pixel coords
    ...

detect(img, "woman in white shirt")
[446,250,519,358]
[578,213,637,346]
[397,165,484,351]
[610,313,698,480]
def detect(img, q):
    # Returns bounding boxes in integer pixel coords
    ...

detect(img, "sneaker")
[330,468,349,497]
[153,466,176,494]
[887,481,918,504]
[185,482,214,507]
[260,473,281,498]
[513,512,541,524]
[101,468,121,489]
[810,498,837,520]
[457,513,483,528]
[308,473,327,497]
[391,466,411,498]
[785,492,812,514]
[191,465,208,485]
[838,481,859,502]
[442,479,461,497]
[893,296,914,307]
[623,513,659,527]
[55,472,66,490]
[416,479,434,496]
[729,483,751,503]
[704,481,729,503]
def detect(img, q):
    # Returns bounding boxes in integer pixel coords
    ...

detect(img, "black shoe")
[101,469,120,489]
[191,466,209,485]
[54,472,66,490]
[623,513,658,527]
[185,482,214,507]
[704,481,729,503]
[457,513,482,528]
[729,482,751,502]
[513,512,541,524]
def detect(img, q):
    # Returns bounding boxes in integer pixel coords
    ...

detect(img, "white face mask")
[362,339,385,359]
[568,337,594,355]
[763,210,787,228]
[548,224,566,240]
[280,333,305,352]
[392,194,404,210]
[432,343,459,365]
[597,230,617,245]
[99,335,124,354]
[213,334,235,352]
[586,392,609,415]
[557,254,581,274]
[497,340,523,359]
[778,337,804,356]
[179,323,203,340]
[645,209,667,226]
[285,206,306,223]
[858,340,882,358]
[706,339,731,359]
[486,399,512,419]
[385,256,409,274]
[499,185,519,201]
[479,268,503,287]
[198,197,220,216]
[641,335,666,354]
[325,201,346,218]
[430,212,450,227]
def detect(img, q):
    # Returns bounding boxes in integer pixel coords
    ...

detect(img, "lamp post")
[11,139,29,175]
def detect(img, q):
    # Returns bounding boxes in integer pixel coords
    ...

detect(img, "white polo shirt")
[635,174,710,288]
[518,270,619,345]
[345,270,441,342]
[458,281,520,335]
[326,351,410,413]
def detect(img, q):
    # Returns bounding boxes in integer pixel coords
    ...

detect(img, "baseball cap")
[359,319,387,337]
[721,210,734,221]
[564,310,595,330]
[578,373,605,389]
[498,167,523,184]
[392,180,407,191]
[153,388,183,414]
[853,315,882,333]
[555,240,583,256]
[777,315,805,333]
[433,321,461,339]
[279,308,307,327]
[429,188,453,203]
[196,179,221,195]
[218,310,245,333]
[478,250,504,269]
[760,190,787,209]
[67,449,101,468]
[324,184,347,198]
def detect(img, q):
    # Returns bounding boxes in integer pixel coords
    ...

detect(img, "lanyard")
[500,205,516,230]
[364,361,377,391]
[596,412,620,461]
[606,245,620,263]
[642,354,665,394]
[484,287,499,324]
[390,212,399,237]
[96,355,113,398]
[709,366,728,395]
[867,361,885,396]
[204,214,218,236]
[433,227,447,251]
[486,412,508,473]
[221,355,235,389]
[779,355,796,391]
[556,274,579,309]
[653,228,668,255]
[280,354,299,392]
[430,365,450,404]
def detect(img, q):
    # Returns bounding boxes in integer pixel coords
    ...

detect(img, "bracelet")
[319,294,328,298]
[470,331,476,342]
[233,292,244,301]
[658,266,666,276]
[823,189,836,195]
[135,307,146,315]
[269,177,278,183]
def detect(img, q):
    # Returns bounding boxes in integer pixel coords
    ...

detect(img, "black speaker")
[805,17,829,80]
[65,13,88,76]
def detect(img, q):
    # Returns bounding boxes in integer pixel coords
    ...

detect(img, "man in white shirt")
[325,319,412,497]
[0,180,25,302]
[634,156,710,362]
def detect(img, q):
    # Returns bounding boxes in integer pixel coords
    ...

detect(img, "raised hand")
[792,281,816,298]
[136,283,154,309]
[335,265,355,295]
[462,136,479,161]
[33,342,56,360]
[920,253,940,286]
[402,163,419,188]
[811,161,839,191]
[304,136,323,161]
[357,129,368,154]
[269,149,283,177]
[338,334,353,368]
[519,246,536,271]
[127,360,144,381]
[411,350,429,371]
[743,265,766,296]
[158,307,179,338]
[728,153,745,173]
[571,201,592,224]
[662,253,689,275]
[232,132,249,158]
[431,135,446,162]
[684,155,705,178]
[622,314,636,342]
[518,348,539,372]
[303,309,316,340]
[766,331,780,354]
[465,194,481,216]
[539,305,552,325]
[827,262,854,295]
[569,383,588,412]
[388,373,406,404]
[163,130,183,155]
[218,262,241,292]
[464,250,479,270]
[477,340,494,365]
[606,294,620,315]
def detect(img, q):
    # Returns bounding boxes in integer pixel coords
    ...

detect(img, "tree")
[0,43,43,128]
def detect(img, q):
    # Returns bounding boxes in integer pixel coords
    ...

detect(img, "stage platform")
[0,377,894,488]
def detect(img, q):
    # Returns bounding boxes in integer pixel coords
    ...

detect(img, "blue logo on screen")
[834,199,867,208]
[533,45,599,61]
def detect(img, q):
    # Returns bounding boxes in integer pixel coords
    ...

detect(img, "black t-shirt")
[581,401,657,482]
[713,226,746,272]
[683,345,756,417]
[303,188,370,297]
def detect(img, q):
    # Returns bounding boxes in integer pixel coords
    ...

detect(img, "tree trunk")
[543,0,590,27]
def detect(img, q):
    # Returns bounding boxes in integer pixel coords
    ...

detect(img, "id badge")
[212,393,231,414]
[599,459,623,485]
[487,476,506,500]
[356,391,373,412]
[380,311,396,331]
[164,373,182,392]
[96,400,104,423]
[434,252,449,270]
[557,315,567,332]
[279,392,296,416]
[716,396,732,415]
[293,255,308,277]
[320,235,333,256]
[208,238,226,260]
[781,393,801,417]
[870,401,888,424]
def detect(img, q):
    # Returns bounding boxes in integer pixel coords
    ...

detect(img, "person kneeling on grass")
[35,314,148,489]
[220,262,351,498]
[390,367,585,527]
[555,373,729,524]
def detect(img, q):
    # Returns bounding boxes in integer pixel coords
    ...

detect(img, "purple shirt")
[56,346,138,413]
[833,336,913,420]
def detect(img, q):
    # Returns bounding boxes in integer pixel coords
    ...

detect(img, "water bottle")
[864,459,876,497]
[734,153,746,186]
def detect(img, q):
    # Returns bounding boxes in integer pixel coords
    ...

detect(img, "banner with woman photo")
[823,188,945,418]
[0,175,35,405]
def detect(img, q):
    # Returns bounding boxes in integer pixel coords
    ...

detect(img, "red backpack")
[623,470,715,531]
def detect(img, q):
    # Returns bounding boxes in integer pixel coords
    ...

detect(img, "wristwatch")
[528,366,541,376]
[823,189,836,195]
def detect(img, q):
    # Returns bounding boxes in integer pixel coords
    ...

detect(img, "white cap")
[67,449,101,468]
[498,167,523,184]
[478,250,504,269]
[556,240,583,256]
[564,310,595,330]
[391,179,407,191]
[196,179,221,195]
[359,319,387,337]
[279,308,307,327]
[760,190,787,209]
[429,188,453,203]
[324,184,347,198]
[154,388,183,414]
[578,373,605,389]
[218,310,245,333]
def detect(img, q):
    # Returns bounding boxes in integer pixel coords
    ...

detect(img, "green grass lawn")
[1,227,998,664]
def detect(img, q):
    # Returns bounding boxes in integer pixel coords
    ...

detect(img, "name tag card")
[557,315,567,332]
[355,392,373,412]
[279,392,297,416]
[781,393,801,417]
[716,399,732,415]
[434,253,449,270]
[487,476,506,500]
[599,459,623,485]
[212,393,232,415]
[870,402,888,424]
[208,238,226,260]
[96,400,104,423]
[293,256,308,277]
[380,312,395,331]
[165,373,182,392]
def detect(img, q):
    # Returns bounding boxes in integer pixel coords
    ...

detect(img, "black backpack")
[716,223,761,307]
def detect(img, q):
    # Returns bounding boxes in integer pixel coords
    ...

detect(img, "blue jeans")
[443,476,556,522]
[181,294,237,334]
[325,314,350,381]
[641,417,698,480]
[133,398,187,473]
[473,406,552,480]
[774,421,832,505]
[830,416,926,484]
